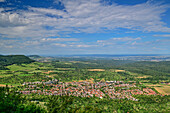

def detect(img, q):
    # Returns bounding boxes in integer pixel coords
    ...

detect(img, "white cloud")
[54,43,67,47]
[97,37,141,46]
[0,39,19,49]
[0,0,5,2]
[0,0,169,38]
[153,34,170,37]
[53,42,98,48]
[70,44,98,48]
[0,1,169,54]
[0,12,30,27]
[0,8,4,12]
[112,37,141,41]
[75,45,91,48]
[42,38,79,42]
[0,37,169,54]
[29,7,68,17]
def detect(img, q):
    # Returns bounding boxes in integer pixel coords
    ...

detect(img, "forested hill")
[27,55,41,58]
[120,61,170,77]
[0,55,34,69]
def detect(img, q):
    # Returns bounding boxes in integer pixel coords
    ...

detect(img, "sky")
[0,0,170,55]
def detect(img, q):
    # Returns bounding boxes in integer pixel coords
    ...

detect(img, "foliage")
[0,87,46,113]
[120,61,170,77]
[33,94,170,113]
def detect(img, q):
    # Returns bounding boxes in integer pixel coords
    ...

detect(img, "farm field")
[88,69,105,71]
[155,86,170,95]
[136,76,150,79]
[0,84,6,87]
[145,83,170,95]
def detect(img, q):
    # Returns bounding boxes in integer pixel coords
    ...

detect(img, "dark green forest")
[120,61,170,77]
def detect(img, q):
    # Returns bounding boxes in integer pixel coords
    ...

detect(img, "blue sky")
[0,0,170,55]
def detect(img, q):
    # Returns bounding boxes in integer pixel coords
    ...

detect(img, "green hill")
[0,55,34,70]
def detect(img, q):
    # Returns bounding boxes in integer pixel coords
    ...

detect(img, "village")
[19,79,160,101]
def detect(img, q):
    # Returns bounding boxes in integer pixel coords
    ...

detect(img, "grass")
[18,74,34,76]
[7,64,36,71]
[55,62,72,65]
[6,62,48,71]
[0,70,8,73]
[31,70,44,73]
[0,74,13,77]
[1,62,67,80]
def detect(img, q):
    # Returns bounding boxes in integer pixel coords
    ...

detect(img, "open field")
[136,76,150,79]
[0,84,16,87]
[114,69,125,72]
[154,86,170,95]
[110,69,125,72]
[42,71,54,74]
[145,84,170,95]
[57,68,75,70]
[7,64,36,71]
[0,84,6,87]
[18,74,34,76]
[88,69,105,71]
[69,61,96,64]
[0,74,13,77]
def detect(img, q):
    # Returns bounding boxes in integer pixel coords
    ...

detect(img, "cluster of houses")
[20,80,159,101]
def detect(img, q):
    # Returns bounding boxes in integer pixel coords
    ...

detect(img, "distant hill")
[0,55,34,70]
[27,55,41,58]
[120,61,170,77]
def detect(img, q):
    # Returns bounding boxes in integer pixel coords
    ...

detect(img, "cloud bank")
[0,0,169,39]
[0,0,170,54]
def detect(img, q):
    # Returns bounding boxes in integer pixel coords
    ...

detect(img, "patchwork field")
[145,84,170,95]
[154,86,170,95]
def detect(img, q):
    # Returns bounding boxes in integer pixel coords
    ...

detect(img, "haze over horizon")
[0,0,170,55]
